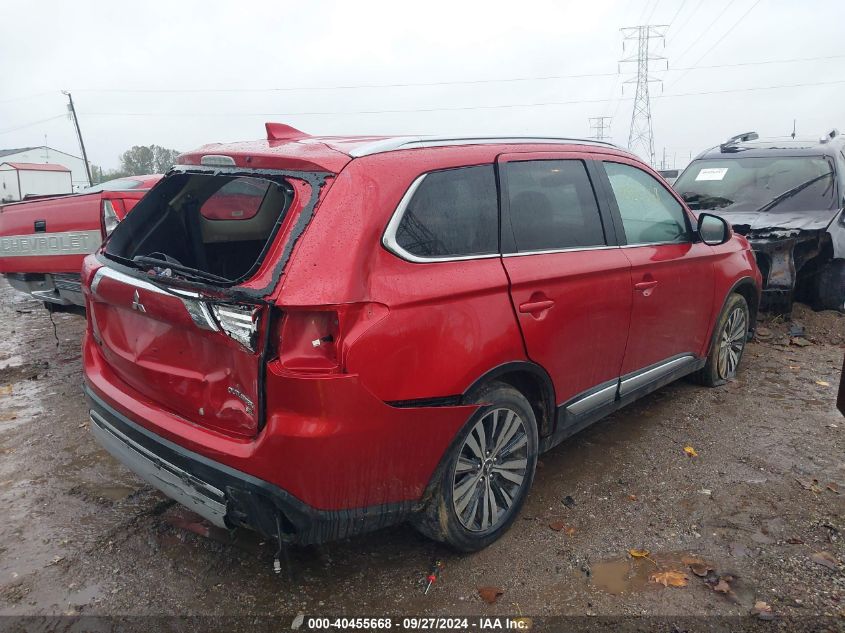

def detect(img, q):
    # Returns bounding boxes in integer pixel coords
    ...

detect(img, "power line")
[58,53,845,97]
[78,78,845,119]
[667,0,706,45]
[671,0,763,87]
[0,114,65,135]
[667,0,689,28]
[673,0,736,64]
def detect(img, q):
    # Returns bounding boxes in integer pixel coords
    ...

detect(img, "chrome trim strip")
[620,240,692,248]
[89,411,227,528]
[351,136,618,158]
[566,382,618,416]
[619,355,696,395]
[0,230,102,257]
[502,244,618,257]
[381,173,500,263]
[91,267,220,332]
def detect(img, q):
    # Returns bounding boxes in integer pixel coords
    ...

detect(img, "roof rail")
[349,136,619,158]
[819,128,840,143]
[720,131,758,152]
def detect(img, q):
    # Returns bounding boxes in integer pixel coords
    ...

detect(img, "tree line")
[92,145,181,183]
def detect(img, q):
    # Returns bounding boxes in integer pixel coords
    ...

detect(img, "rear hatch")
[88,167,320,438]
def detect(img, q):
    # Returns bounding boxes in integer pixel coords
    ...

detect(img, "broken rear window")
[105,172,294,285]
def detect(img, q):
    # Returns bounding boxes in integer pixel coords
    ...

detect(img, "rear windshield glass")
[105,173,293,284]
[84,178,145,193]
[674,156,837,213]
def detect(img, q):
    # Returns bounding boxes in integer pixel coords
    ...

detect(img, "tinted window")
[200,177,271,220]
[394,165,498,258]
[506,160,605,252]
[604,162,689,245]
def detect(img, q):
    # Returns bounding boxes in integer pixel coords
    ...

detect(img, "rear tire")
[812,258,845,312]
[692,293,750,387]
[414,381,538,552]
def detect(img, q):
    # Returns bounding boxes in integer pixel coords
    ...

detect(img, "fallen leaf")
[683,445,698,458]
[811,551,839,570]
[565,526,576,537]
[649,570,688,587]
[788,365,801,370]
[681,555,705,566]
[752,601,775,621]
[816,380,831,387]
[712,578,732,594]
[689,562,713,577]
[795,477,822,493]
[478,586,504,604]
[627,494,638,501]
[548,521,566,532]
[826,482,839,494]
[786,537,804,545]
[628,548,650,559]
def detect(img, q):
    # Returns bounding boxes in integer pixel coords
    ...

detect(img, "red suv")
[82,124,761,552]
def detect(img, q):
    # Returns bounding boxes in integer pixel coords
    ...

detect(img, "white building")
[0,162,73,202]
[0,146,90,191]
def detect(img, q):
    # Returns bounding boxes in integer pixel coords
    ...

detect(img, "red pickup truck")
[0,175,161,308]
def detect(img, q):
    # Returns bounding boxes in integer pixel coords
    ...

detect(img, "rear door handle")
[634,280,658,291]
[519,299,555,314]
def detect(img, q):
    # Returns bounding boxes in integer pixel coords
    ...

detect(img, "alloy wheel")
[717,306,747,379]
[452,407,529,532]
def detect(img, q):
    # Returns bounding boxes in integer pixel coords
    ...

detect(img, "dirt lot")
[0,278,842,628]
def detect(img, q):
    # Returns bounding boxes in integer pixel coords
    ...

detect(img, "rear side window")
[505,160,606,252]
[393,165,498,258]
[201,177,270,220]
[604,162,689,245]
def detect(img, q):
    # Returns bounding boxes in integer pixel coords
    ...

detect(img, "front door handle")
[519,299,555,315]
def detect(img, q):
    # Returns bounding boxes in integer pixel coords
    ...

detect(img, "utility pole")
[588,116,613,141]
[62,91,92,186]
[619,25,667,166]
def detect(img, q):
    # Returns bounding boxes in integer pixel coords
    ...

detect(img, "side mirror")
[698,213,731,246]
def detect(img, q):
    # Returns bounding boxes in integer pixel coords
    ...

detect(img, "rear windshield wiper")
[753,171,834,214]
[132,255,231,285]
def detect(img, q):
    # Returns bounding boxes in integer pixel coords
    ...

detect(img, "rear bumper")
[85,385,412,544]
[5,272,83,306]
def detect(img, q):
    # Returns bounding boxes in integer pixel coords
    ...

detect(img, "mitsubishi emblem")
[131,289,146,313]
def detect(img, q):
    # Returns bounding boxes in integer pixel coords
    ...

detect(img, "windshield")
[674,156,837,213]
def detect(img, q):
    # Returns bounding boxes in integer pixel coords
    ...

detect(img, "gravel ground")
[0,279,842,629]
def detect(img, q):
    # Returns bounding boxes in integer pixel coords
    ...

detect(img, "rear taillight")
[274,303,388,374]
[101,199,125,237]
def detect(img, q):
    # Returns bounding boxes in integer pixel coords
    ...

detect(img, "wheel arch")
[462,361,556,439]
[704,276,759,358]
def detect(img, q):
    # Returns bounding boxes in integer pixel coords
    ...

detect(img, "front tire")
[414,382,538,552]
[693,293,750,387]
[812,258,845,312]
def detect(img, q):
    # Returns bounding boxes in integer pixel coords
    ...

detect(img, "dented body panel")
[82,128,761,545]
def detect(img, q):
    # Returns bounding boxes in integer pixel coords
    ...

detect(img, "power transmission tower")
[62,91,93,186]
[619,25,667,166]
[588,116,612,141]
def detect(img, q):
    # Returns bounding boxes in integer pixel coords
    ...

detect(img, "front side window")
[393,165,498,258]
[604,161,690,245]
[505,160,606,252]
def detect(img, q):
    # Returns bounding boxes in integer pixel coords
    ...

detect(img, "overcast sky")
[1,0,843,171]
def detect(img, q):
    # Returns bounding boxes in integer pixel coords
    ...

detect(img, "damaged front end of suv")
[674,131,845,314]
